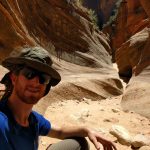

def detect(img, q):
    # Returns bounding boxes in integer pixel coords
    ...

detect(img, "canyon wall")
[102,0,150,118]
[1,0,149,118]
[121,0,150,118]
[0,0,112,68]
[0,0,123,102]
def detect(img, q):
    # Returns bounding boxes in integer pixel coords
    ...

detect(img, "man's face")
[11,69,47,104]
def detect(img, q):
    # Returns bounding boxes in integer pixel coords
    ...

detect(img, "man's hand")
[87,130,117,150]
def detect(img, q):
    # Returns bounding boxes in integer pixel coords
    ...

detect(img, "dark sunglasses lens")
[39,74,51,85]
[21,68,36,79]
[21,67,51,85]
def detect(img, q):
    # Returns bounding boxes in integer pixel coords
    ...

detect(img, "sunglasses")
[20,67,51,85]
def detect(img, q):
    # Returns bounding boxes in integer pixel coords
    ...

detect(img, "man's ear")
[10,73,17,85]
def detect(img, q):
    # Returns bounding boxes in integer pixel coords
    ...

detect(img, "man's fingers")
[113,146,117,150]
[88,131,117,150]
[111,142,117,150]
[90,137,100,150]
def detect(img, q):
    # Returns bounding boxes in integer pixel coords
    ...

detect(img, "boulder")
[139,146,150,150]
[132,134,150,148]
[121,66,150,118]
[110,125,132,146]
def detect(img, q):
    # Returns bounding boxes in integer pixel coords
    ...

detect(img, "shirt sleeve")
[32,111,51,136]
[0,112,8,132]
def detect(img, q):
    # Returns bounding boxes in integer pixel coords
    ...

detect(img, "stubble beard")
[17,91,40,104]
[14,76,45,105]
[15,86,43,104]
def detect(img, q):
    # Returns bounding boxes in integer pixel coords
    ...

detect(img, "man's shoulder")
[0,111,8,130]
[31,111,50,127]
[0,111,8,121]
[32,111,51,136]
[32,111,47,122]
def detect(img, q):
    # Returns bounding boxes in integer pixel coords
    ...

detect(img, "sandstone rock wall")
[108,0,150,118]
[102,0,149,77]
[103,0,148,57]
[0,0,112,68]
[0,0,124,104]
[0,0,35,59]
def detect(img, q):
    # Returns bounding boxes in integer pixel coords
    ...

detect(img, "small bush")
[78,0,84,5]
[103,0,123,28]
[74,0,99,29]
[88,9,99,29]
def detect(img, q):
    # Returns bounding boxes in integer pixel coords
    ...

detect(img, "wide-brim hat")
[1,47,61,86]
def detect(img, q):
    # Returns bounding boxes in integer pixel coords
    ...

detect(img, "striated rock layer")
[0,0,123,108]
[122,66,150,118]
[119,27,150,118]
[0,0,113,68]
[103,0,148,59]
[108,0,150,118]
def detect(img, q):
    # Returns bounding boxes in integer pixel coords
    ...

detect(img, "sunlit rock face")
[115,27,150,118]
[121,66,150,119]
[114,0,150,118]
[112,0,150,79]
[0,0,124,114]
[98,0,150,118]
[0,0,113,69]
[0,0,36,60]
[101,0,149,79]
[103,0,148,52]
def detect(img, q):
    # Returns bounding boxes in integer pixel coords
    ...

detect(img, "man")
[0,46,117,150]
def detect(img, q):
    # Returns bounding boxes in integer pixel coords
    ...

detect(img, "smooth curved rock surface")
[0,0,112,68]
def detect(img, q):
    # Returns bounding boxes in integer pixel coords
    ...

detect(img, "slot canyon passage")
[0,0,150,150]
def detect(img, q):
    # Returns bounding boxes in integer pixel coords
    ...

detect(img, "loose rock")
[132,134,150,148]
[110,125,132,146]
[139,146,150,150]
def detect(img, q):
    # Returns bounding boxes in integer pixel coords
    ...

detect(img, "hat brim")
[2,57,61,86]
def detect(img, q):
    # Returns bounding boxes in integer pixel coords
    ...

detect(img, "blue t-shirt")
[0,99,51,150]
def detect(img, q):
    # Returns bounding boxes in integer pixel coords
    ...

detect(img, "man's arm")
[47,125,117,150]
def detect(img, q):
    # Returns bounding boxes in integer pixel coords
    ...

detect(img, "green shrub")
[74,0,99,29]
[88,9,99,29]
[103,0,123,28]
[78,0,84,5]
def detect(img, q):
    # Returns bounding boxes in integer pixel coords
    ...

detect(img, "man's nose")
[30,76,40,85]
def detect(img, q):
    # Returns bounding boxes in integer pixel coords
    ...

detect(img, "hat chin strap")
[44,82,51,96]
